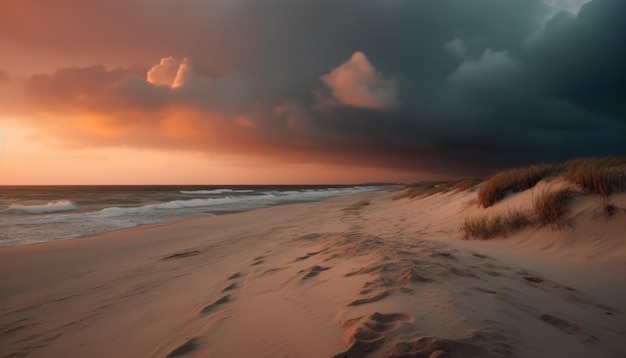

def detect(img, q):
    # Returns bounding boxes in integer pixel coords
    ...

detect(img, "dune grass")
[563,157,626,199]
[477,164,562,208]
[532,188,573,227]
[451,178,482,192]
[462,157,626,239]
[603,203,618,218]
[461,209,534,240]
[398,178,481,200]
[397,181,449,199]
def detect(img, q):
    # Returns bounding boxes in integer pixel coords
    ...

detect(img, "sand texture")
[1,183,625,357]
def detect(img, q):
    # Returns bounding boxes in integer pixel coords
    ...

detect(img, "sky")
[0,0,625,184]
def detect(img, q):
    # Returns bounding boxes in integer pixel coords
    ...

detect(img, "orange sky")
[0,121,419,185]
[0,3,428,185]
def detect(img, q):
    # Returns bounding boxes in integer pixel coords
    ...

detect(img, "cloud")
[146,56,185,88]
[320,52,398,110]
[4,0,626,179]
[444,38,466,58]
[543,0,592,17]
[447,49,539,106]
[18,60,309,157]
[522,0,626,119]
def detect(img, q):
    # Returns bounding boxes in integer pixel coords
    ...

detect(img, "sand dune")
[1,179,625,357]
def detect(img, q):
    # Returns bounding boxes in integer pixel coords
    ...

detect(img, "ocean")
[0,185,384,246]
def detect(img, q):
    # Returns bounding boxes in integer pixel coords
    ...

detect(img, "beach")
[1,186,625,357]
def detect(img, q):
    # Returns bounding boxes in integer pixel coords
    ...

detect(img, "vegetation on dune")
[461,209,533,240]
[477,164,562,208]
[400,157,626,240]
[602,202,618,218]
[475,157,626,208]
[397,178,481,200]
[451,178,482,192]
[563,157,626,199]
[532,188,573,227]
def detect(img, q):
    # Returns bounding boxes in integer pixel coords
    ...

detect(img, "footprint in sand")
[201,272,248,314]
[250,255,266,266]
[429,251,456,260]
[166,337,199,357]
[539,314,598,343]
[473,286,497,295]
[227,272,242,280]
[281,265,332,285]
[523,276,543,283]
[334,312,413,357]
[221,282,238,292]
[294,249,325,262]
[200,295,231,314]
[348,289,390,306]
[299,265,331,281]
[516,270,545,284]
[161,250,201,261]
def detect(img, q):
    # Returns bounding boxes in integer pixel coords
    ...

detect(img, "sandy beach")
[1,185,625,358]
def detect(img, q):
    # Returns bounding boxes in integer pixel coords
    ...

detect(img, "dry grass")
[477,164,562,208]
[397,181,449,199]
[450,178,482,192]
[461,209,534,240]
[398,178,482,200]
[563,157,626,199]
[532,188,573,227]
[602,203,618,218]
[404,157,625,208]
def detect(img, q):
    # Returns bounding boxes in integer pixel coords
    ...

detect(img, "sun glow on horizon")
[0,121,420,185]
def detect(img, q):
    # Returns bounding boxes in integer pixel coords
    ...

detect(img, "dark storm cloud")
[523,0,626,119]
[8,0,626,178]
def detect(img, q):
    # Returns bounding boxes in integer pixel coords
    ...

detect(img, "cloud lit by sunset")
[320,52,398,110]
[0,0,624,184]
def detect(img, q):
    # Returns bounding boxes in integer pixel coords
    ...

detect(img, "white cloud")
[146,56,184,87]
[320,51,398,110]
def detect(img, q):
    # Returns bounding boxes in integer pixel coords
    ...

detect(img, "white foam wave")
[5,200,79,214]
[0,186,383,246]
[90,194,277,218]
[179,189,255,195]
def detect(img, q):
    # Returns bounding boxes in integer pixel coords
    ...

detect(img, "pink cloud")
[146,57,184,87]
[16,59,311,157]
[320,51,398,110]
[10,57,428,174]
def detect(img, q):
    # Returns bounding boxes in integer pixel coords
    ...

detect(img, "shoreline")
[1,188,625,357]
[2,189,388,248]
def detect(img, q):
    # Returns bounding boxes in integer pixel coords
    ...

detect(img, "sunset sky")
[1,0,624,184]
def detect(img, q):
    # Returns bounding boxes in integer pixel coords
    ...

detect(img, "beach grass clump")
[602,202,618,218]
[461,209,534,240]
[397,181,452,199]
[450,178,482,193]
[398,178,482,200]
[477,164,562,208]
[563,157,626,199]
[532,188,573,227]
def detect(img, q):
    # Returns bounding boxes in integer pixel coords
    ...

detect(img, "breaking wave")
[4,200,79,214]
[179,189,255,195]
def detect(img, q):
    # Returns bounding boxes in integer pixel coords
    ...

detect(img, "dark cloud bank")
[13,0,626,178]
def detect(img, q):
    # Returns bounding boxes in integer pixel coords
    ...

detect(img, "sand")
[1,184,625,357]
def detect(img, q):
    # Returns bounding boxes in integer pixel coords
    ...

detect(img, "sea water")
[0,185,383,246]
